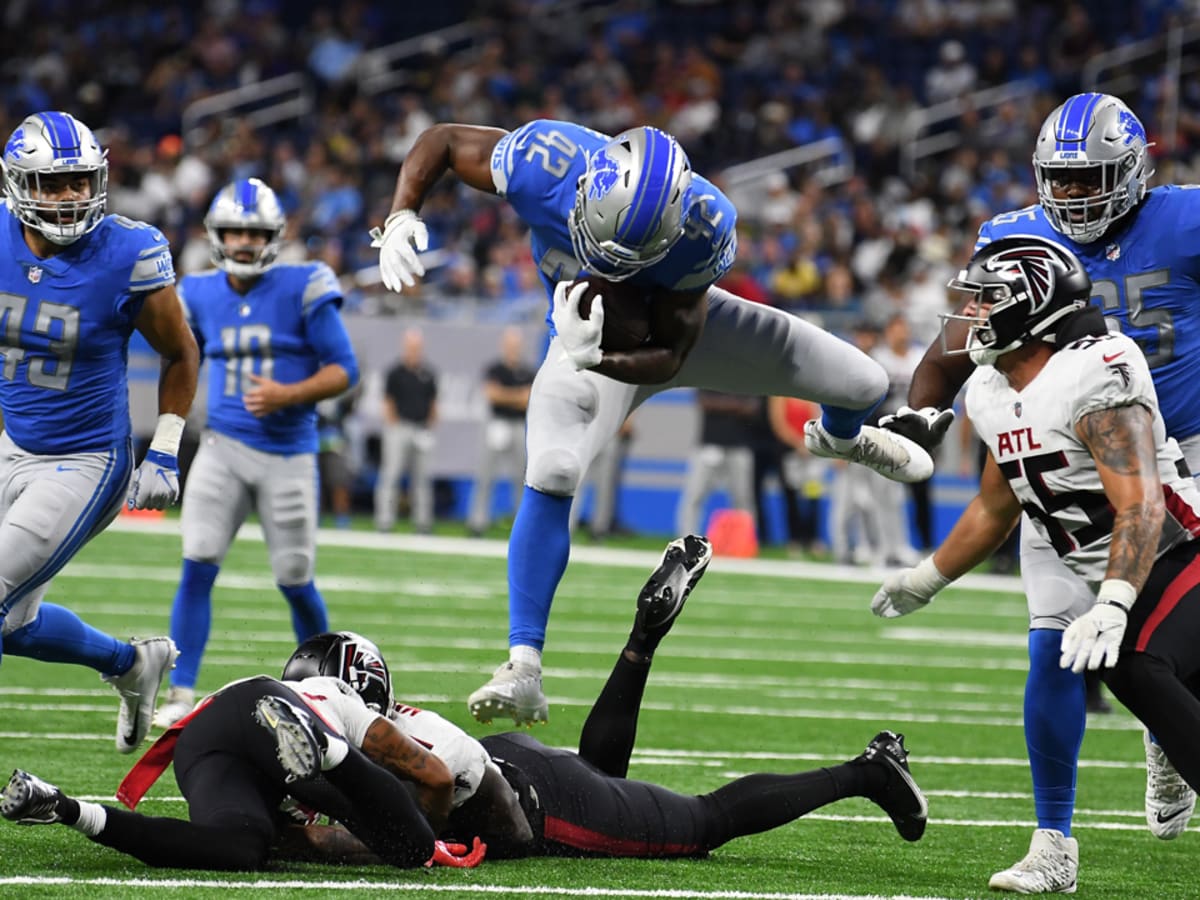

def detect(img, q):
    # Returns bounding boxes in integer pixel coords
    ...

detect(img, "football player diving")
[372,117,936,729]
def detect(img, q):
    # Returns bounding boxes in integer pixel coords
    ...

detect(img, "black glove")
[878,405,955,453]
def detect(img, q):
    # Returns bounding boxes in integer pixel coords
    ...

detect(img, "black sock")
[56,795,80,826]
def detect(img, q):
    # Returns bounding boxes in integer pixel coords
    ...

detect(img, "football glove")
[127,449,180,511]
[369,209,429,293]
[1059,579,1136,674]
[879,406,956,454]
[551,279,604,370]
[871,556,951,618]
[425,837,487,868]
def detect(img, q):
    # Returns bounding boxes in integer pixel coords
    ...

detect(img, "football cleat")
[803,421,934,483]
[253,695,324,783]
[633,534,713,647]
[102,637,179,753]
[1144,731,1195,840]
[1,770,67,825]
[468,661,549,727]
[853,730,928,841]
[988,828,1078,894]
[152,686,196,729]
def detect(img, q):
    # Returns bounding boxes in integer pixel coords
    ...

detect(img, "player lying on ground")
[278,535,928,863]
[1,650,484,870]
[873,235,1200,892]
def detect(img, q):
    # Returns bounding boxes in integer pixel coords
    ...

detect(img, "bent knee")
[272,552,314,586]
[526,449,584,496]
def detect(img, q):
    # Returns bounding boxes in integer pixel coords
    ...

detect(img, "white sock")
[509,645,542,668]
[70,801,107,837]
[824,430,857,452]
[321,734,349,771]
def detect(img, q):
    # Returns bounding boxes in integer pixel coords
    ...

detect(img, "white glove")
[369,209,429,293]
[1059,579,1136,674]
[551,280,604,370]
[871,555,951,618]
[127,449,180,510]
[127,414,185,511]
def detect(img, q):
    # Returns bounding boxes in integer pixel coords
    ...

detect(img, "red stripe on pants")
[1136,554,1200,652]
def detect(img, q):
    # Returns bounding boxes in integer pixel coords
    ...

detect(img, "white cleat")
[253,695,324,783]
[102,637,179,753]
[152,686,196,729]
[1144,731,1195,839]
[468,661,548,726]
[988,828,1078,894]
[803,420,934,483]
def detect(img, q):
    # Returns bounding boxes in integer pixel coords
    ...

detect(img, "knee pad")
[525,448,584,497]
[271,550,314,586]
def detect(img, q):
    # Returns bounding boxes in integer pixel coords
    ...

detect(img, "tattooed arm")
[361,717,454,833]
[1076,403,1165,591]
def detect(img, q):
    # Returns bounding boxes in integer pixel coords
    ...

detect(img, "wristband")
[910,555,952,597]
[1097,578,1137,611]
[148,413,186,457]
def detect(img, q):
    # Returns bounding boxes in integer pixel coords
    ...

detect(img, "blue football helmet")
[3,111,108,245]
[1033,92,1153,244]
[568,126,694,280]
[204,177,286,278]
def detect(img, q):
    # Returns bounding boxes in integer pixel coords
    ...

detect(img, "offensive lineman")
[372,119,935,727]
[0,111,198,753]
[153,178,360,727]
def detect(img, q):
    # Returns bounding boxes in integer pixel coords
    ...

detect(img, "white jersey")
[390,702,493,809]
[966,331,1200,589]
[284,675,382,747]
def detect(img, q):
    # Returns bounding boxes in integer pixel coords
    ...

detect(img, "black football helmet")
[282,631,393,713]
[940,235,1092,366]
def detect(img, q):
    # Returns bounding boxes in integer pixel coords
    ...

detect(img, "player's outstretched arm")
[372,124,509,293]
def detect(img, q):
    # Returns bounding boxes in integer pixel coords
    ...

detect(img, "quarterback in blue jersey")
[881,93,1197,892]
[372,119,935,727]
[152,179,360,728]
[0,112,199,753]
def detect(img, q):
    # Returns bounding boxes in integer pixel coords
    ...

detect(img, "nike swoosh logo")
[1103,352,1124,363]
[55,464,78,472]
[1156,806,1189,824]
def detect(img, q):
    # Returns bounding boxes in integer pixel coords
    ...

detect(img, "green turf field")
[0,519,1194,899]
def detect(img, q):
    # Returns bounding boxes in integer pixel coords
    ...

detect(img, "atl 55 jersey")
[965,332,1200,587]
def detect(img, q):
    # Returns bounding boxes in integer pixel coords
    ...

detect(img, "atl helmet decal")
[339,640,387,699]
[588,150,621,201]
[981,245,1057,315]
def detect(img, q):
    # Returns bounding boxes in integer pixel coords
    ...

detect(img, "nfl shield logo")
[1106,243,1121,261]
[27,266,42,284]
[238,302,251,317]
[1013,401,1022,418]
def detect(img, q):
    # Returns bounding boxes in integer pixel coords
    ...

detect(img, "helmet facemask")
[204,178,286,278]
[3,112,109,245]
[567,127,693,281]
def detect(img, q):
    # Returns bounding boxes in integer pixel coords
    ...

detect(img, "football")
[572,275,652,352]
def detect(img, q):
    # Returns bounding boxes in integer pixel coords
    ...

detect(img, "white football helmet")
[569,126,694,280]
[2,111,108,245]
[204,178,286,278]
[1033,92,1152,244]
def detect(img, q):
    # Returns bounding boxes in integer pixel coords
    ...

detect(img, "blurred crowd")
[3,0,1198,340]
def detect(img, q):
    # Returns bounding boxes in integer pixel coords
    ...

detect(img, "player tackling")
[372,118,934,726]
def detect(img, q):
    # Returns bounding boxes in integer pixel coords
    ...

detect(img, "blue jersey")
[181,262,345,455]
[0,206,174,454]
[489,119,738,331]
[977,186,1200,441]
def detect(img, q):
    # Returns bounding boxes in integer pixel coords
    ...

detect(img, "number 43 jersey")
[965,331,1200,588]
[0,205,175,454]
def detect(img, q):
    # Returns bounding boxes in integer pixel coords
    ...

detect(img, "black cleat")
[1,769,67,825]
[254,696,325,783]
[855,730,928,842]
[634,535,713,645]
